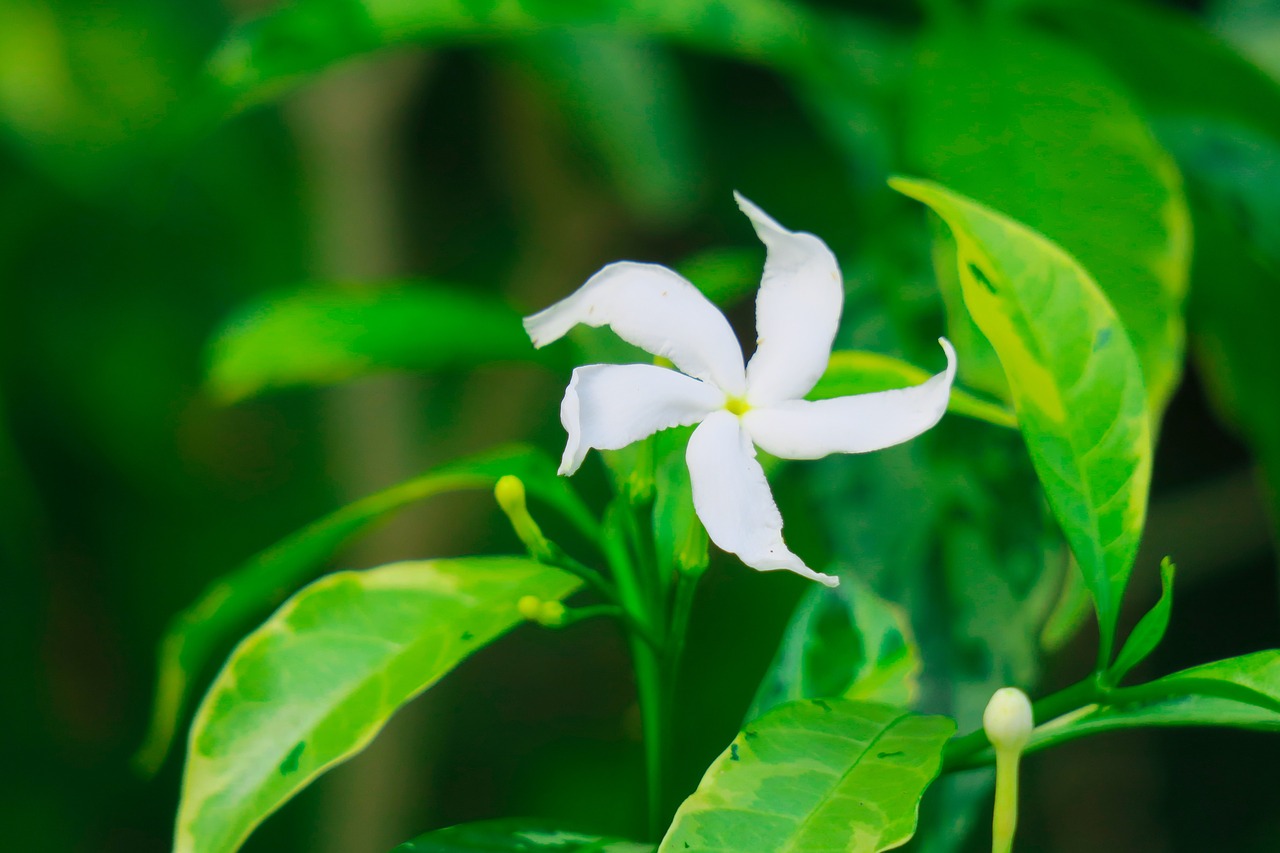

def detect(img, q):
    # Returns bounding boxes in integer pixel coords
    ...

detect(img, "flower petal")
[524,262,746,395]
[558,363,724,476]
[735,192,844,406]
[686,410,838,586]
[744,338,957,459]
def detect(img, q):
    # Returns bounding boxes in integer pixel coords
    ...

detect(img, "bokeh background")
[2,0,1279,850]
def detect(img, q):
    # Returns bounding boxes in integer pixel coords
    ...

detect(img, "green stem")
[991,747,1021,853]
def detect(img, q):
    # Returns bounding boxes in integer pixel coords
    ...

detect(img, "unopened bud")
[495,475,552,560]
[983,687,1034,753]
[517,595,543,621]
[537,600,566,626]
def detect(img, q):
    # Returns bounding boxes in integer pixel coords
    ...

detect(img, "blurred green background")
[2,0,1279,850]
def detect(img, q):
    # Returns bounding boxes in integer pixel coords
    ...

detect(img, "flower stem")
[991,745,1021,853]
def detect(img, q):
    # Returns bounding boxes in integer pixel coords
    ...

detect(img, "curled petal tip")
[817,573,840,588]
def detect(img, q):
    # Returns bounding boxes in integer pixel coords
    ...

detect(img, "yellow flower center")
[725,396,751,417]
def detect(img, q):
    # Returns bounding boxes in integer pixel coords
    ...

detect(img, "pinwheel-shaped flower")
[525,194,955,587]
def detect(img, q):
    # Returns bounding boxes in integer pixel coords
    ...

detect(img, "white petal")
[524,262,746,396]
[685,410,838,587]
[558,363,724,476]
[735,192,844,406]
[744,338,957,459]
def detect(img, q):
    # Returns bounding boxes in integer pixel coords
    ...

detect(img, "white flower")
[524,193,956,587]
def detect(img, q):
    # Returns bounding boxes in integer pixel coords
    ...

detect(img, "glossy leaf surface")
[658,700,954,853]
[893,177,1153,664]
[176,558,581,853]
[751,580,921,718]
[1108,557,1176,685]
[906,22,1190,416]
[138,446,593,773]
[393,819,652,852]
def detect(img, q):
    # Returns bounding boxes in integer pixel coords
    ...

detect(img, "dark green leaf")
[658,700,954,852]
[905,21,1190,416]
[175,557,581,853]
[516,32,699,221]
[1108,557,1176,686]
[207,283,547,403]
[393,819,653,852]
[136,446,593,774]
[207,0,827,113]
[892,177,1153,665]
[751,579,921,719]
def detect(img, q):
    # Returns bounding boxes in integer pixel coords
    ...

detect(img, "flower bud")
[495,475,552,561]
[517,595,543,621]
[983,687,1034,753]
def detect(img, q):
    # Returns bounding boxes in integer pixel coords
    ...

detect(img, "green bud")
[495,475,552,561]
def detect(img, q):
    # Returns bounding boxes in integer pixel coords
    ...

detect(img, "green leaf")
[1108,557,1176,686]
[207,283,547,403]
[176,557,581,853]
[516,31,698,221]
[658,700,954,853]
[1027,651,1280,756]
[810,350,1016,429]
[891,177,1153,665]
[392,819,653,852]
[1027,0,1280,146]
[905,21,1190,417]
[136,446,593,775]
[750,579,921,719]
[652,427,707,578]
[207,0,827,113]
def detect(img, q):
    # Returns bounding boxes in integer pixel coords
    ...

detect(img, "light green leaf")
[892,176,1153,665]
[658,700,954,853]
[1108,557,1176,686]
[1027,650,1280,756]
[751,579,921,719]
[392,819,653,852]
[207,283,546,403]
[516,31,698,220]
[176,557,581,853]
[136,446,593,775]
[810,350,1016,429]
[906,21,1190,417]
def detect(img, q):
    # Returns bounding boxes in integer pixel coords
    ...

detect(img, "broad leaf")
[1028,0,1280,145]
[207,283,545,403]
[751,579,921,719]
[810,350,1015,429]
[1108,557,1176,686]
[137,446,593,774]
[658,700,953,853]
[393,819,653,852]
[906,21,1190,417]
[175,557,581,853]
[892,177,1153,665]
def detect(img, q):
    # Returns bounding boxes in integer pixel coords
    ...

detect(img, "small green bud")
[495,475,552,561]
[983,687,1034,753]
[537,600,566,626]
[517,595,543,621]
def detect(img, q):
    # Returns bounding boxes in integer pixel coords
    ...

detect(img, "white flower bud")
[983,687,1034,753]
